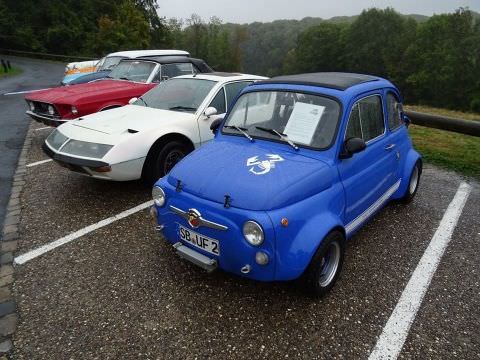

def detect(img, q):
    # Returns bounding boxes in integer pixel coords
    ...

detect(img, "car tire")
[303,230,345,297]
[142,141,189,185]
[401,160,422,204]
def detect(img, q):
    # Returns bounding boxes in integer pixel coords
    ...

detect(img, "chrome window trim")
[344,94,386,145]
[386,92,403,132]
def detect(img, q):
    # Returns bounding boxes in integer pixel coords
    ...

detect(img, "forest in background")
[0,0,479,112]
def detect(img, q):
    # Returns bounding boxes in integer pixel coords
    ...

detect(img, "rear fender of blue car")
[393,148,422,199]
[267,181,345,281]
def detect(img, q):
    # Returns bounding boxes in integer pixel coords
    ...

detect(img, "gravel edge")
[0,120,34,357]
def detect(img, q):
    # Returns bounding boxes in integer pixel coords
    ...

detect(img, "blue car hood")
[167,140,333,211]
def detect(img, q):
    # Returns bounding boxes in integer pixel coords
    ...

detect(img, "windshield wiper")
[255,126,299,150]
[169,106,197,112]
[119,77,130,81]
[224,125,253,142]
[138,98,148,107]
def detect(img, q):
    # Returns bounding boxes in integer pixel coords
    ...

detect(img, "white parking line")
[3,88,51,96]
[34,126,53,132]
[26,159,53,167]
[369,182,472,360]
[14,200,154,265]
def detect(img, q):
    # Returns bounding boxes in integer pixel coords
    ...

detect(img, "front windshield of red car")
[108,60,156,83]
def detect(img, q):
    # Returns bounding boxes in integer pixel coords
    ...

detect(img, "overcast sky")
[157,0,480,23]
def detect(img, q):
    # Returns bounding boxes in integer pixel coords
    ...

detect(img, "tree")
[403,9,479,110]
[289,22,348,73]
[345,8,416,79]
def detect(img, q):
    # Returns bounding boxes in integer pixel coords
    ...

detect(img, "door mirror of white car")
[210,117,224,134]
[128,97,138,105]
[204,107,218,118]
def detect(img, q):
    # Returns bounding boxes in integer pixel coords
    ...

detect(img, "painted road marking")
[3,88,51,96]
[34,126,53,132]
[369,182,472,360]
[26,159,53,167]
[14,200,154,265]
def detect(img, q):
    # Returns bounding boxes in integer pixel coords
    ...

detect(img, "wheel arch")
[274,209,346,281]
[99,104,123,112]
[141,132,196,180]
[393,149,422,199]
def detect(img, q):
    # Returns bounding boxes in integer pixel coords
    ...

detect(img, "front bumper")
[26,111,69,127]
[42,142,145,181]
[154,186,277,282]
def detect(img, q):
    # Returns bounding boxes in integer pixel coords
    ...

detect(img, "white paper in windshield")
[283,102,325,144]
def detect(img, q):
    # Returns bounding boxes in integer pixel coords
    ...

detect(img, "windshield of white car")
[97,56,124,71]
[222,91,341,149]
[108,60,156,83]
[134,78,217,113]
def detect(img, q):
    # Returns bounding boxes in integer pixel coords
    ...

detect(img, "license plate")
[179,226,220,256]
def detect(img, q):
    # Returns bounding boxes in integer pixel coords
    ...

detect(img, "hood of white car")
[68,105,196,136]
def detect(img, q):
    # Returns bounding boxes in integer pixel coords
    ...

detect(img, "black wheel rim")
[163,149,184,174]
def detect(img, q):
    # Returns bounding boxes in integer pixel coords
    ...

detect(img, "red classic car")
[25,56,212,126]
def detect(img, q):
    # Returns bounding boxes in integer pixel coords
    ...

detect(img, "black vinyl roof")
[262,72,380,90]
[126,56,213,73]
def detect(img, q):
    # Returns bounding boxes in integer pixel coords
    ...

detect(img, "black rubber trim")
[25,111,66,127]
[42,143,109,168]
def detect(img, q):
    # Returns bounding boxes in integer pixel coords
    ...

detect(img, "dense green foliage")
[0,1,478,111]
[0,0,167,56]
[285,8,480,112]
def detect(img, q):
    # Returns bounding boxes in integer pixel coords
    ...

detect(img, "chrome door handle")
[385,144,396,151]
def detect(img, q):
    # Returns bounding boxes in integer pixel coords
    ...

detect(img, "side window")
[161,63,194,80]
[225,81,253,110]
[152,68,161,83]
[209,88,226,114]
[387,92,403,130]
[346,103,362,139]
[346,95,385,142]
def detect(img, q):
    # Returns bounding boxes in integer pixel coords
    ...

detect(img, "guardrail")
[405,110,480,137]
[0,48,95,62]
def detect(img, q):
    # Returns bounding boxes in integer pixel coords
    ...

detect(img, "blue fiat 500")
[151,72,422,296]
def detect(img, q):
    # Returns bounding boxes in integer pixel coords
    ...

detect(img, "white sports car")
[43,73,267,183]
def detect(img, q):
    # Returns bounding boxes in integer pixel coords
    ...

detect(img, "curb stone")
[0,120,35,357]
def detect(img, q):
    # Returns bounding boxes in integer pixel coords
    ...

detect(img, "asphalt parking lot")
[1,60,480,359]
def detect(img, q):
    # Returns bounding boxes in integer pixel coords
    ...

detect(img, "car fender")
[393,148,421,199]
[103,122,200,166]
[267,182,345,281]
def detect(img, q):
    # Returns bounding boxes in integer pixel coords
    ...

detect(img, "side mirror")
[128,97,138,105]
[204,107,218,118]
[210,118,223,134]
[340,137,366,159]
[402,113,411,128]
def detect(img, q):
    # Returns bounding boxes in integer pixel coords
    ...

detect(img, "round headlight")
[152,186,166,207]
[71,106,78,115]
[48,105,55,115]
[243,221,264,246]
[29,102,35,111]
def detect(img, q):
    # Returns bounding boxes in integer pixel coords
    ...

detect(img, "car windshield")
[134,78,217,113]
[223,91,341,149]
[97,56,124,71]
[108,60,156,83]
